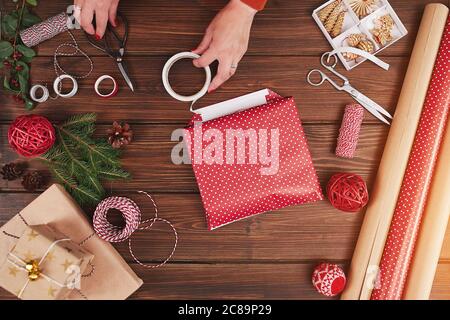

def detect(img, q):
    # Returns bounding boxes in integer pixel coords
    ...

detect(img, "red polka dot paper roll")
[371,17,450,300]
[184,90,323,230]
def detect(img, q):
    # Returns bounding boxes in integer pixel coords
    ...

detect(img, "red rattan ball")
[8,115,55,158]
[326,173,368,212]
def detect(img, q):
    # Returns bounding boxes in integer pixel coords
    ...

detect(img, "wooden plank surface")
[1,0,449,300]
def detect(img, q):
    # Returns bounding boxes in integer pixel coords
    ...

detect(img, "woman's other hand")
[192,0,257,93]
[74,0,120,39]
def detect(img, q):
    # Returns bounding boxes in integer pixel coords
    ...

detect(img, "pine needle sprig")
[39,113,130,206]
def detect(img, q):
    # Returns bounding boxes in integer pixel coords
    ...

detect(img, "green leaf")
[16,45,35,58]
[18,72,29,93]
[26,0,38,6]
[0,41,13,59]
[1,14,18,37]
[23,96,35,110]
[21,9,41,28]
[3,76,20,94]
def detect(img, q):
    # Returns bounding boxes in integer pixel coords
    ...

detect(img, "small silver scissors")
[307,52,392,125]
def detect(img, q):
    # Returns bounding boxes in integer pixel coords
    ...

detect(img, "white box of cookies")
[312,0,408,70]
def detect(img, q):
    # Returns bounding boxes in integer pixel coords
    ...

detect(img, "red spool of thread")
[326,173,368,212]
[335,104,364,158]
[312,263,346,297]
[8,115,55,158]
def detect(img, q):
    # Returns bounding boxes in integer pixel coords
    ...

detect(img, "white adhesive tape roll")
[162,52,211,103]
[95,75,118,98]
[30,84,50,103]
[53,74,78,98]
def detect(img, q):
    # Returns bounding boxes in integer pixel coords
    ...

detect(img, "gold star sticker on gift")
[45,251,55,262]
[8,266,19,277]
[27,230,39,241]
[61,259,73,271]
[48,286,57,297]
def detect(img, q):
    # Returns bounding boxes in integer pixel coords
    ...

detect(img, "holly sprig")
[0,0,40,110]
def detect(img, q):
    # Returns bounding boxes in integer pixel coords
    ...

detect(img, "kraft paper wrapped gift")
[0,225,94,300]
[0,184,143,300]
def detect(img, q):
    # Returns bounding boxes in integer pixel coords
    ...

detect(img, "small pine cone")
[357,39,374,53]
[324,2,342,33]
[1,162,26,181]
[22,171,46,192]
[347,33,365,47]
[330,11,346,38]
[318,0,341,23]
[107,121,133,149]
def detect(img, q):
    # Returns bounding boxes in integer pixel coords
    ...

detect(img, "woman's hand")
[74,0,120,39]
[193,0,257,92]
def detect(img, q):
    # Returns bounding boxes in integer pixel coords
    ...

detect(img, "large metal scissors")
[307,52,392,125]
[85,11,135,92]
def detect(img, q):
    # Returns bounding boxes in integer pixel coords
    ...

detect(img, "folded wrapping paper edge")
[403,117,450,299]
[0,184,143,300]
[341,3,449,300]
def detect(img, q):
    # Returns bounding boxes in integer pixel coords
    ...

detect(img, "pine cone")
[107,121,133,149]
[1,162,26,181]
[22,171,46,192]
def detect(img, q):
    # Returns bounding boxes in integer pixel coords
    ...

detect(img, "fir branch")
[41,113,129,206]
[57,125,119,168]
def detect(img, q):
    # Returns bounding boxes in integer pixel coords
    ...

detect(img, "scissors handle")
[307,69,345,91]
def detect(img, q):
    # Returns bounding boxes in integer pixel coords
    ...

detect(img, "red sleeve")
[240,0,268,11]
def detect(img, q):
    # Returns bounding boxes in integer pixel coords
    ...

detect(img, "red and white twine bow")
[93,191,178,268]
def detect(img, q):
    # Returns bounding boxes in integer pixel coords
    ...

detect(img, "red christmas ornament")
[8,115,56,158]
[312,263,346,297]
[326,173,369,212]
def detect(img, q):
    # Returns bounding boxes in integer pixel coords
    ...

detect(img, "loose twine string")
[93,191,178,269]
[49,30,93,100]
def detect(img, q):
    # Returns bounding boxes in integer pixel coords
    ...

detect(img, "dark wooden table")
[1,0,449,300]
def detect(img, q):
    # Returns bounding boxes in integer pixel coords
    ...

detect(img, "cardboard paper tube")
[371,16,450,299]
[403,117,450,300]
[341,3,449,300]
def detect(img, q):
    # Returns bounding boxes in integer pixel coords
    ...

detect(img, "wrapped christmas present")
[0,184,143,300]
[0,225,93,300]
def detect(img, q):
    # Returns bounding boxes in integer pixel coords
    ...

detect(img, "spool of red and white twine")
[335,104,364,158]
[20,12,69,48]
[93,191,178,268]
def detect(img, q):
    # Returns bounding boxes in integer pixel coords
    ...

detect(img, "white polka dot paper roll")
[184,90,324,230]
[371,18,450,300]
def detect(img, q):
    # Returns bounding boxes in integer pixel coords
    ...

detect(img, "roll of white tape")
[30,84,50,103]
[53,74,78,98]
[162,51,211,103]
[95,75,118,98]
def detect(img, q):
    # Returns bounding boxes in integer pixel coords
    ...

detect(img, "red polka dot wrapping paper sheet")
[184,91,324,230]
[371,17,450,300]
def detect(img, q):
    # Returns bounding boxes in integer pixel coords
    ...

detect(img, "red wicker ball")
[312,263,346,297]
[326,173,368,212]
[8,115,55,158]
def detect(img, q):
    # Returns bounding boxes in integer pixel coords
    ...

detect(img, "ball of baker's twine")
[93,191,178,269]
[326,173,369,212]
